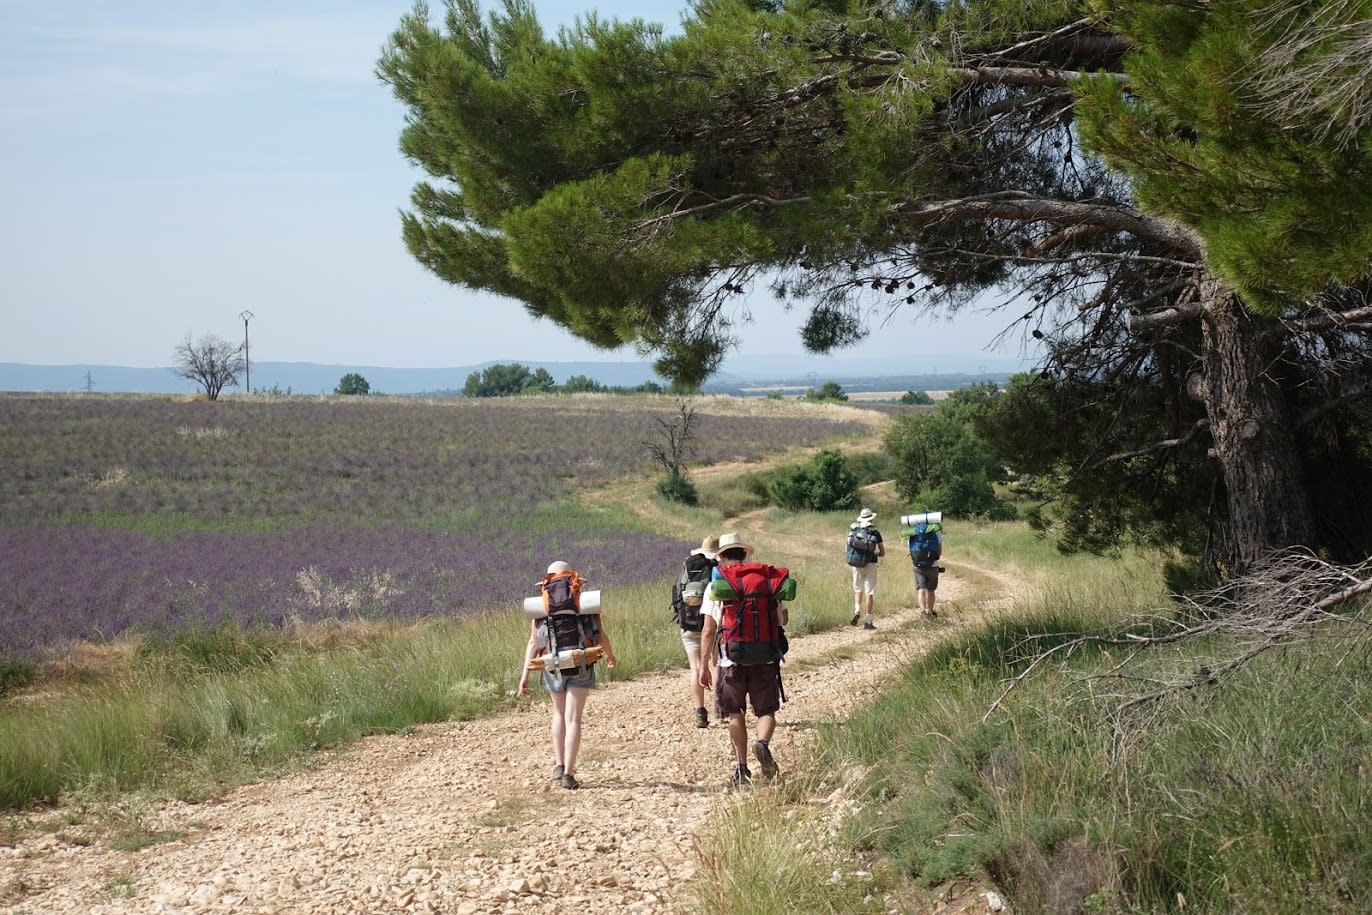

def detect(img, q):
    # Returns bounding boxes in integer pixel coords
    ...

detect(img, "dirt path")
[2,572,1009,915]
[5,409,1018,915]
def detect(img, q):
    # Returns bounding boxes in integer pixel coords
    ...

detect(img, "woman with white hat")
[517,560,617,789]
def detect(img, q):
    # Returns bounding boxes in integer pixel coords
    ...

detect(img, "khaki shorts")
[851,563,879,595]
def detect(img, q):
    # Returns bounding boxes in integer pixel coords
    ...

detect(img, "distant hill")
[0,353,1031,397]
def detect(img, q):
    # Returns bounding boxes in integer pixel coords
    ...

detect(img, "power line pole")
[239,310,254,393]
[84,371,94,393]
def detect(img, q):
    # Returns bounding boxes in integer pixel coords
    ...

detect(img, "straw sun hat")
[715,531,753,558]
[692,535,720,558]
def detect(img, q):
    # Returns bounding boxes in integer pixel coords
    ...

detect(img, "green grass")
[690,778,894,915]
[712,523,1372,914]
[0,573,696,810]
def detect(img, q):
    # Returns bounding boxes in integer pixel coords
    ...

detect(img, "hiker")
[517,560,617,790]
[846,507,885,630]
[907,521,944,617]
[672,535,719,728]
[698,531,794,788]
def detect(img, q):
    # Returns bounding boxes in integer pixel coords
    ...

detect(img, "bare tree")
[173,333,245,401]
[642,399,699,478]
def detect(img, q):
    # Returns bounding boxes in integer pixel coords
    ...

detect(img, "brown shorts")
[716,663,781,718]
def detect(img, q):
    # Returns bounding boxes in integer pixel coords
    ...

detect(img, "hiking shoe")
[695,707,709,729]
[850,610,861,626]
[863,621,876,630]
[730,765,752,788]
[551,764,565,781]
[560,773,580,790]
[753,740,779,782]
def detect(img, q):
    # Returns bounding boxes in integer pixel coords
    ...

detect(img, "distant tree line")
[461,362,678,397]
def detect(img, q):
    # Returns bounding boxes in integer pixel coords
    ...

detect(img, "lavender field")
[1,394,866,661]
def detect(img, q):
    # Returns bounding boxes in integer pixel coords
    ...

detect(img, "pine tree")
[379,0,1372,572]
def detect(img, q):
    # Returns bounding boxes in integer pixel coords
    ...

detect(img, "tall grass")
[0,576,692,810]
[695,522,1372,914]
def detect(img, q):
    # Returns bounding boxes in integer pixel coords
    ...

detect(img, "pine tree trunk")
[1199,275,1315,572]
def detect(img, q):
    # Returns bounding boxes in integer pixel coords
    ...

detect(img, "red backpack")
[715,562,788,665]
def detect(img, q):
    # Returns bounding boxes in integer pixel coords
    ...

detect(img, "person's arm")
[517,620,539,696]
[876,531,886,558]
[597,620,617,669]
[699,614,718,688]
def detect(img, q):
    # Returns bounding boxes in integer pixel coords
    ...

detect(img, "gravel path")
[2,582,1007,915]
[5,434,1016,915]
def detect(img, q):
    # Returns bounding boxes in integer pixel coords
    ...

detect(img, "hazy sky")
[1,1,1033,373]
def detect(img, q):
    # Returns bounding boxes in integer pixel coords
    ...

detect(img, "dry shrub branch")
[985,548,1372,722]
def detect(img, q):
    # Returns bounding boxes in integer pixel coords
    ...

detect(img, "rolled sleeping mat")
[900,511,943,527]
[708,576,797,602]
[523,589,602,619]
[527,645,605,671]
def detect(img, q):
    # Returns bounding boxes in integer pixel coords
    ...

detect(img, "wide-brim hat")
[691,534,720,558]
[715,531,752,558]
[856,508,877,526]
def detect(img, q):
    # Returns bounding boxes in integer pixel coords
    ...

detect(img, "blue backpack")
[908,523,942,567]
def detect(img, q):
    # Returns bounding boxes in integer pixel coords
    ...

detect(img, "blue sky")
[1,1,1032,373]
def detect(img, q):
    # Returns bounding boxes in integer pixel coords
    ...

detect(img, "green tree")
[900,390,935,406]
[976,371,1221,565]
[334,373,371,396]
[561,374,605,393]
[379,0,1372,572]
[462,363,555,397]
[803,380,848,402]
[885,386,1015,520]
[526,367,556,393]
[768,449,860,513]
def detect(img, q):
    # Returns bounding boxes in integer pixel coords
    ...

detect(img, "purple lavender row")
[0,397,861,526]
[0,524,687,661]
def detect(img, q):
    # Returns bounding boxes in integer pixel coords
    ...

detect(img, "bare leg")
[561,687,591,775]
[756,713,776,745]
[727,712,748,766]
[549,690,568,768]
[687,643,705,709]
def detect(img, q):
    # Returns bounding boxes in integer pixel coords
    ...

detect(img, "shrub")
[847,450,894,487]
[656,472,699,505]
[768,449,860,512]
[0,657,37,697]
